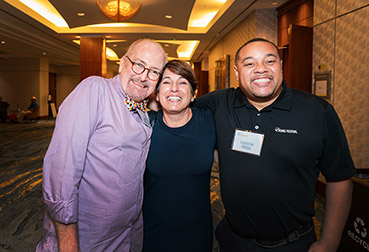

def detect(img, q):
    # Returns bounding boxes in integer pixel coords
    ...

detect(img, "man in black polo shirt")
[194,38,355,251]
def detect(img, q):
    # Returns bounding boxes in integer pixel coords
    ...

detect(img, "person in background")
[16,96,38,122]
[0,96,10,122]
[143,60,216,252]
[194,38,355,252]
[37,38,167,252]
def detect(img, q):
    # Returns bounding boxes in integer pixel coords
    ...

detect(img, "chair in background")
[25,105,39,122]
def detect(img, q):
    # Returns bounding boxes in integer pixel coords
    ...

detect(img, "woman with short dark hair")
[143,60,216,251]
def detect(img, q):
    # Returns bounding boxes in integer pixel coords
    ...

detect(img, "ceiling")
[0,0,287,66]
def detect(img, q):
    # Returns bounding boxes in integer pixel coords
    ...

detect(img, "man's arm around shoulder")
[192,88,229,111]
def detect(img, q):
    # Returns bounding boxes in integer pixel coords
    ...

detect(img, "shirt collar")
[234,80,293,111]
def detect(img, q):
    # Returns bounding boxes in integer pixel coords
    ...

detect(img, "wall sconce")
[96,0,142,21]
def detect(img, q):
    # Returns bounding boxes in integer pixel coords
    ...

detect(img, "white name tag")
[232,129,264,156]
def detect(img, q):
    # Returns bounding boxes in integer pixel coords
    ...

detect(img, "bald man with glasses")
[37,39,167,252]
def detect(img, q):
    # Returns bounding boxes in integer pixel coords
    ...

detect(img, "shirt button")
[257,113,260,116]
[255,125,259,130]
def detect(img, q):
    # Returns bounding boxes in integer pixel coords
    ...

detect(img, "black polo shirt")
[194,81,356,240]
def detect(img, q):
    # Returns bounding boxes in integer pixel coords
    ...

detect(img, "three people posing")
[38,37,355,252]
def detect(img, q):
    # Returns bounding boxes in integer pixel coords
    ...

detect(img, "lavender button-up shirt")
[37,75,152,252]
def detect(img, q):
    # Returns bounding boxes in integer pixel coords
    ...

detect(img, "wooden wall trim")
[80,37,107,81]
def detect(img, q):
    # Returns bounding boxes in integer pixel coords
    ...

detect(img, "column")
[80,37,107,81]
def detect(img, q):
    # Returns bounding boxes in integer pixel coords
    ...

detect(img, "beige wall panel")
[201,56,209,71]
[223,12,256,88]
[39,71,49,117]
[0,58,41,71]
[255,9,278,45]
[208,9,276,91]
[208,68,216,91]
[337,0,369,16]
[54,65,80,108]
[313,2,369,169]
[209,12,256,91]
[0,58,40,112]
[314,0,336,25]
[209,43,224,91]
[56,75,79,109]
[312,21,335,94]
[39,57,49,117]
[335,7,369,168]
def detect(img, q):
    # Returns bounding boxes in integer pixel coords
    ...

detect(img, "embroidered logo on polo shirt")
[275,127,298,134]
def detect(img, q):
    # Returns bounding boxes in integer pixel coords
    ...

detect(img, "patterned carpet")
[0,120,54,251]
[0,120,323,251]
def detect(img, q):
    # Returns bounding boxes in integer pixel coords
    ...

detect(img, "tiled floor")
[0,120,324,251]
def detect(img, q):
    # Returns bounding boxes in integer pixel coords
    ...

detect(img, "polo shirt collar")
[234,80,293,111]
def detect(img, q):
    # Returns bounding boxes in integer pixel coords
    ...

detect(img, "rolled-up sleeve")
[42,77,102,224]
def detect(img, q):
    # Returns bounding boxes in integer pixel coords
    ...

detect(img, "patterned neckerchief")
[123,95,148,112]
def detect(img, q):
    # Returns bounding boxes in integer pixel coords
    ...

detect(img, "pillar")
[80,37,107,81]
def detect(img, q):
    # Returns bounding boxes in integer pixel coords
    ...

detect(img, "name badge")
[232,129,264,156]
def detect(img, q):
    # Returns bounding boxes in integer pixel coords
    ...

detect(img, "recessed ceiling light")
[1,41,5,44]
[164,44,169,47]
[42,52,47,55]
[106,35,112,38]
[75,35,81,39]
[113,44,118,47]
[165,15,173,19]
[272,2,278,5]
[77,12,85,17]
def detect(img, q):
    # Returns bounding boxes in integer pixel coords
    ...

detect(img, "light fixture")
[96,0,141,21]
[77,12,85,17]
[165,15,172,19]
[18,0,68,28]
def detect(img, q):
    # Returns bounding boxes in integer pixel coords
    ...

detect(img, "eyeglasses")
[125,56,161,81]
